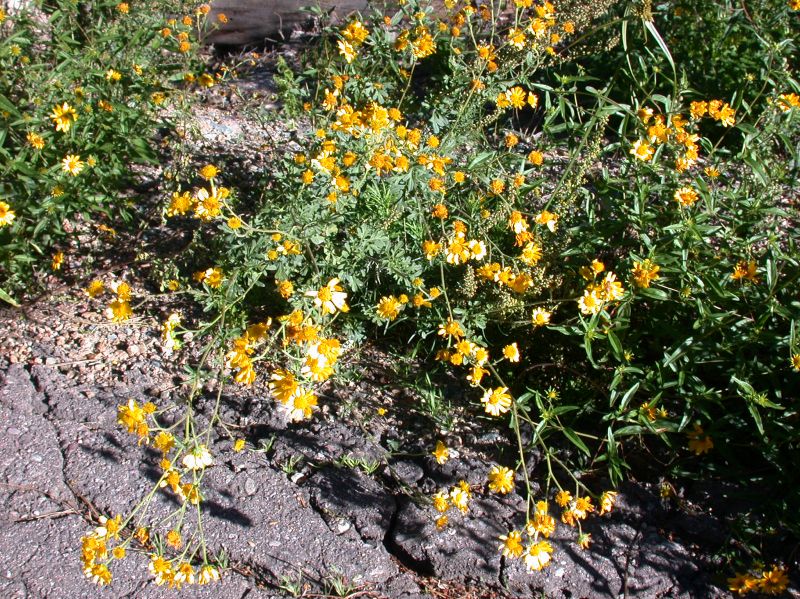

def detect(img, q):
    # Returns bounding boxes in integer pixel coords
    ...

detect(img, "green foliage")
[0,0,202,293]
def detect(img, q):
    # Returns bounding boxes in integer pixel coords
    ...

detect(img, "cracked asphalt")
[0,295,731,599]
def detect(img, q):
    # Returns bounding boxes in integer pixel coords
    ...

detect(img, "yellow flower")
[503,343,520,362]
[524,540,553,571]
[632,259,660,288]
[674,186,698,207]
[0,201,15,227]
[51,251,64,271]
[686,424,713,455]
[731,260,758,283]
[432,491,449,512]
[499,530,524,558]
[105,69,122,82]
[756,566,788,595]
[337,39,357,63]
[306,278,349,315]
[531,308,551,327]
[487,465,515,494]
[377,295,402,320]
[182,445,213,470]
[283,387,318,421]
[85,280,105,298]
[26,132,45,150]
[199,164,219,180]
[50,102,78,132]
[791,354,800,371]
[599,491,618,515]
[233,438,246,452]
[630,139,654,161]
[481,387,512,416]
[727,572,759,595]
[555,490,572,507]
[449,486,470,514]
[438,317,464,339]
[535,210,559,232]
[62,154,84,176]
[276,279,294,299]
[108,299,132,322]
[432,440,449,464]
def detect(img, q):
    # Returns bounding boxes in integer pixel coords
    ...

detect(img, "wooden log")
[207,0,372,46]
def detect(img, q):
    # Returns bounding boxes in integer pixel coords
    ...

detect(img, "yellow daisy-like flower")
[85,279,105,298]
[62,154,84,176]
[432,440,449,464]
[524,540,553,571]
[108,299,132,322]
[630,139,654,161]
[632,259,660,288]
[306,278,349,315]
[599,491,618,515]
[481,387,512,416]
[531,308,551,326]
[376,295,402,321]
[50,102,78,132]
[487,465,515,494]
[686,424,713,455]
[502,343,520,363]
[0,201,15,227]
[26,132,45,150]
[499,530,524,558]
[199,164,219,180]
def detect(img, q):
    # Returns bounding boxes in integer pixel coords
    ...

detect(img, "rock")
[207,0,370,46]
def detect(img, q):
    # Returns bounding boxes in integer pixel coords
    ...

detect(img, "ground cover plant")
[1,0,799,595]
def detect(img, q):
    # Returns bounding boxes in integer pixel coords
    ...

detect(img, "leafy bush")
[3,0,797,592]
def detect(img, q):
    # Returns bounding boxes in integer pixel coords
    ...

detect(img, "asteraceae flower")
[108,299,132,321]
[555,490,572,507]
[791,354,800,371]
[524,540,553,571]
[630,139,654,161]
[198,565,221,585]
[534,210,558,232]
[118,399,148,439]
[338,39,357,63]
[307,278,349,314]
[731,260,758,283]
[85,279,104,298]
[62,154,84,176]
[432,440,450,464]
[527,512,556,540]
[499,530,524,558]
[599,491,618,515]
[284,387,318,421]
[199,164,218,180]
[481,387,512,416]
[531,308,551,326]
[26,132,45,150]
[578,289,602,315]
[449,486,470,514]
[686,424,713,455]
[674,186,698,207]
[377,295,402,320]
[487,466,515,494]
[577,533,592,549]
[503,343,520,362]
[50,102,78,132]
[757,567,789,595]
[728,572,759,595]
[182,445,213,470]
[632,259,660,288]
[438,317,464,339]
[0,201,15,227]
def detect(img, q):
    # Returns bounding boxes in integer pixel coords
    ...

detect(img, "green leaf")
[563,427,591,456]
